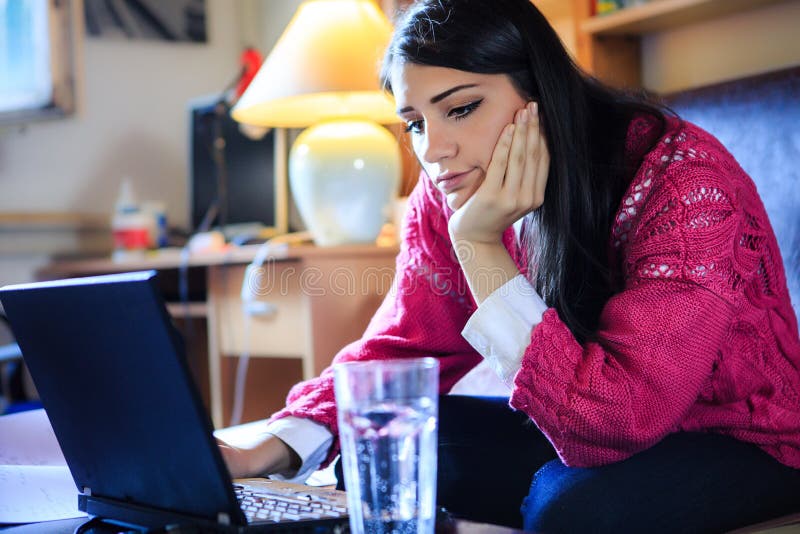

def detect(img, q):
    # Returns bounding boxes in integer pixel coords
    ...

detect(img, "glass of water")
[334,358,439,534]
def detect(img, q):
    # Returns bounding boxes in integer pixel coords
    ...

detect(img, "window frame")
[0,0,77,126]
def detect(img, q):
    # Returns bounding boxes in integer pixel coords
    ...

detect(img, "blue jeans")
[434,395,800,532]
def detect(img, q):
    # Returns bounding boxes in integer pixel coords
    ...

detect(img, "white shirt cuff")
[461,274,547,385]
[265,416,334,484]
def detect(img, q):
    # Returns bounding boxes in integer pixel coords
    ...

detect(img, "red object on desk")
[112,227,149,250]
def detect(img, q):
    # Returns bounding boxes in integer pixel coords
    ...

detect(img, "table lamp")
[231,0,401,247]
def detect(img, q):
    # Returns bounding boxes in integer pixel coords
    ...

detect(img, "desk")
[0,516,526,533]
[0,410,525,532]
[38,244,398,427]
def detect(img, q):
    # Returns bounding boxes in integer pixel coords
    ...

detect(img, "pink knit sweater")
[272,116,800,469]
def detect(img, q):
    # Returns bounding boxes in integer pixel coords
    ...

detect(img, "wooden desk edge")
[37,243,400,280]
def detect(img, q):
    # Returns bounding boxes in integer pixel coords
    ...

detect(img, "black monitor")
[187,95,287,237]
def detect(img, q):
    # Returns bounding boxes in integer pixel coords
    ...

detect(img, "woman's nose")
[420,124,457,164]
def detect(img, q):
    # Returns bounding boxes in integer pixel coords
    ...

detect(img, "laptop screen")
[0,271,245,525]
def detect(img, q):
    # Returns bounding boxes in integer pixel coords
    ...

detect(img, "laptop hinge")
[217,512,230,525]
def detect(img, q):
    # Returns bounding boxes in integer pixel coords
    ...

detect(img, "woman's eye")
[449,99,483,120]
[405,119,424,134]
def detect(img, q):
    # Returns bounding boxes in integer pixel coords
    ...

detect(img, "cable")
[229,231,313,426]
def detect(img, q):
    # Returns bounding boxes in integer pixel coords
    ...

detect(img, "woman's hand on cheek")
[448,101,550,244]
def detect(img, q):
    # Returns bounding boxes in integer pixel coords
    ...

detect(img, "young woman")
[220,0,800,530]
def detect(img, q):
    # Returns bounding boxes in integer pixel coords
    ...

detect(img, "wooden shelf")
[581,0,787,36]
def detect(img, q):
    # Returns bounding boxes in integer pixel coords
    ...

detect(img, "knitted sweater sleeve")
[510,122,747,467]
[270,173,481,466]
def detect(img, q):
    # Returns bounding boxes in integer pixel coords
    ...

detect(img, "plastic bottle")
[111,180,150,257]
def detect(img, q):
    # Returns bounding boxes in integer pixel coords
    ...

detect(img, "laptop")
[0,271,349,532]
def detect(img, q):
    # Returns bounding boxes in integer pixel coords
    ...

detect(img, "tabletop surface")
[0,517,526,533]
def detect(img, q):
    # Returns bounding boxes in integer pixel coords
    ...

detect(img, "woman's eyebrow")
[397,83,480,114]
[430,84,479,104]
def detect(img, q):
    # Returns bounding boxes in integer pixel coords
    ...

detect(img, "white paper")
[0,465,85,523]
[0,409,85,523]
[0,409,66,466]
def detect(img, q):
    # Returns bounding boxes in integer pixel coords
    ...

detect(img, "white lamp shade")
[231,0,398,128]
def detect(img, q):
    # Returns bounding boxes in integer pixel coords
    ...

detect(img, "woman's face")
[390,63,529,210]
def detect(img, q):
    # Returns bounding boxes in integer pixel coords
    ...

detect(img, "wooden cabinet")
[571,0,792,88]
[39,244,399,428]
[206,246,397,426]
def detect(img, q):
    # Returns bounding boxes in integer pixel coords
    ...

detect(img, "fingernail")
[507,124,516,136]
[531,102,538,115]
[521,109,529,123]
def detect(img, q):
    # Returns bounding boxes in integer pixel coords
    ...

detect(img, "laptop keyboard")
[234,483,348,523]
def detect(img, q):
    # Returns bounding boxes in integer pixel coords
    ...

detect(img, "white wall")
[238,0,304,56]
[0,0,242,231]
[0,0,305,286]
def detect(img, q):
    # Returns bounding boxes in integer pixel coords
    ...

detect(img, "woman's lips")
[435,169,473,193]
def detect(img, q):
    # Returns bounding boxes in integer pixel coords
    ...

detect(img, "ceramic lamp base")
[289,119,401,247]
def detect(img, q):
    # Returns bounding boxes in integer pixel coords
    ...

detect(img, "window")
[0,0,76,125]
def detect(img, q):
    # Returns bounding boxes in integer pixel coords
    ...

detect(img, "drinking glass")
[334,358,439,534]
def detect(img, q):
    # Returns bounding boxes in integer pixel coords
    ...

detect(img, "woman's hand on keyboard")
[216,436,301,479]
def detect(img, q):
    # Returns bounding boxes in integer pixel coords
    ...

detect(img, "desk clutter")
[110,179,168,259]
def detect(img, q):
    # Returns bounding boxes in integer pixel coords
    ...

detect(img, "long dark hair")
[381,0,669,343]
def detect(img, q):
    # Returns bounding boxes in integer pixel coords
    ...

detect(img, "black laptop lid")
[0,271,245,525]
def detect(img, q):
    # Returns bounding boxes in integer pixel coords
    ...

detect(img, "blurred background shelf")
[581,0,789,36]
[571,0,799,89]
